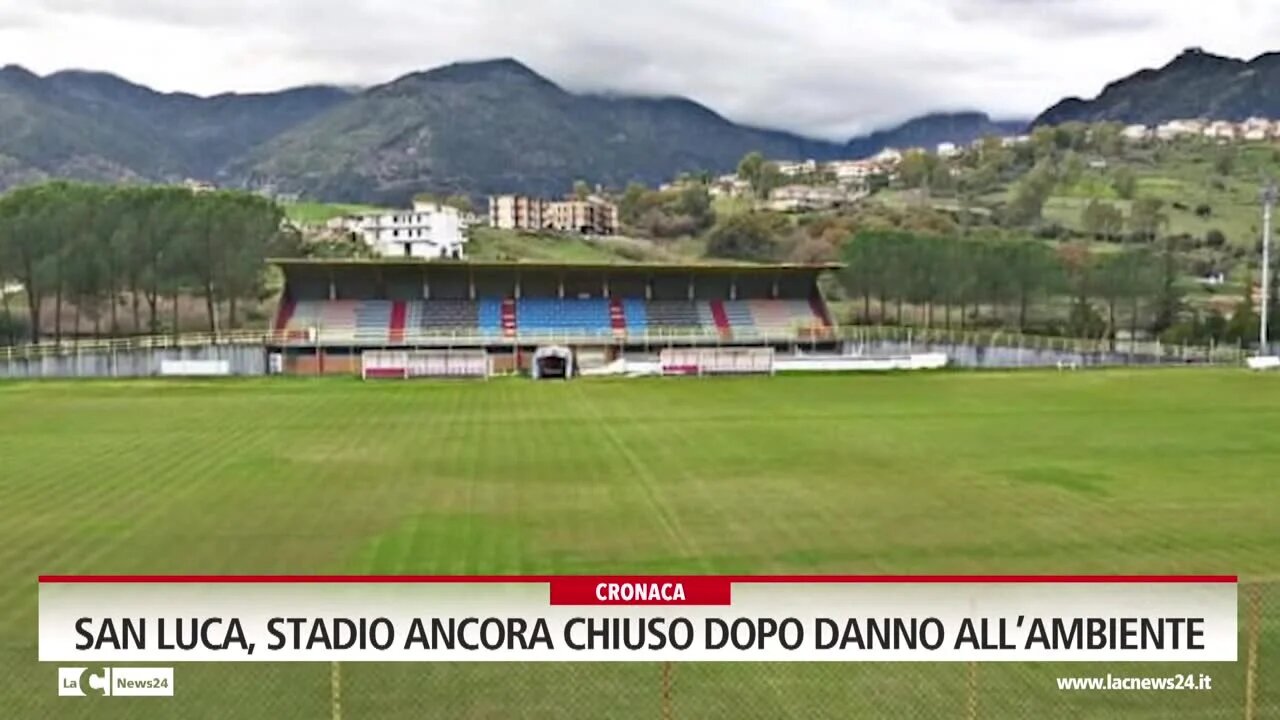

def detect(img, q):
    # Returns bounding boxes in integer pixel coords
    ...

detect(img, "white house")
[1241,117,1274,141]
[334,201,469,259]
[872,147,903,165]
[775,159,819,177]
[765,185,865,212]
[1204,120,1237,140]
[936,142,959,158]
[827,160,882,184]
[1156,119,1204,140]
[1121,124,1151,142]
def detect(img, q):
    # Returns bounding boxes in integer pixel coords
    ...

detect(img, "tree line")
[0,183,296,344]
[838,230,1225,343]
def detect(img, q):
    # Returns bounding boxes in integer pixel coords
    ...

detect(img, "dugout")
[268,259,840,376]
[531,346,574,380]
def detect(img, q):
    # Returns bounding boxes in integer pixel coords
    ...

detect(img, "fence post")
[330,661,343,720]
[661,661,674,720]
[1245,583,1261,720]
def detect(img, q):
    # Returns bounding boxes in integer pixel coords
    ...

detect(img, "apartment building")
[488,194,619,235]
[488,195,545,231]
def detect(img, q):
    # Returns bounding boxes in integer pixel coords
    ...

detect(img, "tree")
[898,150,936,190]
[1214,148,1236,176]
[736,152,782,200]
[737,152,765,187]
[442,194,474,214]
[1059,151,1085,188]
[1080,200,1125,240]
[1129,197,1169,242]
[1005,160,1056,225]
[704,213,780,262]
[0,182,289,343]
[1112,167,1138,200]
[1056,241,1099,336]
[1091,122,1124,157]
[572,180,591,200]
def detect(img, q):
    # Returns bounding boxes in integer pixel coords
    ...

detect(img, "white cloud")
[2,0,1279,138]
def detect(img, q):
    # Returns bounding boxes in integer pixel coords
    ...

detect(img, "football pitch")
[1,369,1278,718]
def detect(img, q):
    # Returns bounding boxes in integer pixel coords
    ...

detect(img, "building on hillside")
[776,159,819,177]
[489,195,545,231]
[765,184,865,212]
[1203,120,1237,140]
[1121,124,1151,142]
[488,194,619,235]
[332,201,469,259]
[827,160,882,185]
[182,178,217,194]
[935,142,960,158]
[709,174,751,198]
[1240,117,1275,141]
[872,147,903,165]
[1156,119,1204,141]
[543,197,619,235]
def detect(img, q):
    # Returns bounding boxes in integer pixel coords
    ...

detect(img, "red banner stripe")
[549,577,731,605]
[37,574,1238,584]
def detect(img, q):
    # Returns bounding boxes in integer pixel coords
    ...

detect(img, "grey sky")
[3,0,1279,139]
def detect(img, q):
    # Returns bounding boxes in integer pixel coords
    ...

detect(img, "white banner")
[38,575,1237,663]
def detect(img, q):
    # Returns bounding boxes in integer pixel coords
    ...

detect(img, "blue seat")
[517,299,611,336]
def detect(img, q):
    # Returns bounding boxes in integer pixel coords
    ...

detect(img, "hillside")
[0,58,1028,202]
[846,112,1025,156]
[0,65,351,188]
[1035,48,1280,126]
[233,59,849,204]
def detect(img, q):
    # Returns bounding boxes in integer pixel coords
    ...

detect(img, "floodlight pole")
[1262,182,1278,354]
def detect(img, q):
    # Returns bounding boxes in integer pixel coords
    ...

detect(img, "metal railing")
[0,324,1249,365]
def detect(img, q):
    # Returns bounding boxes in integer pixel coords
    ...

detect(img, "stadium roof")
[269,259,844,273]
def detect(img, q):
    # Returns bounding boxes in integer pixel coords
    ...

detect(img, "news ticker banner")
[39,575,1237,663]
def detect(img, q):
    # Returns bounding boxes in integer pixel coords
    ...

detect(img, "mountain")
[1034,47,1280,127]
[232,59,853,203]
[846,112,1027,157]
[236,61,1032,204]
[0,66,351,187]
[0,58,1026,202]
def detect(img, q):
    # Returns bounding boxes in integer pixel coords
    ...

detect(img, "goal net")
[361,350,492,380]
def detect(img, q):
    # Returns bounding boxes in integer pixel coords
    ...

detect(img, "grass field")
[1,370,1278,718]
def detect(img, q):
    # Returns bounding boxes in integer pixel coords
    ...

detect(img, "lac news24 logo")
[59,667,174,697]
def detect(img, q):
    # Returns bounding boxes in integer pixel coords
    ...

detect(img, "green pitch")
[1,370,1277,718]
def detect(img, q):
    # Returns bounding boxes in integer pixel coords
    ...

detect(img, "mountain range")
[0,58,1023,204]
[7,48,1274,204]
[1034,47,1280,126]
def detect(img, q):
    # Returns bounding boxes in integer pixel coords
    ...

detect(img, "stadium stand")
[268,260,838,370]
[277,298,831,344]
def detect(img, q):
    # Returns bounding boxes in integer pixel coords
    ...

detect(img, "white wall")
[357,204,468,259]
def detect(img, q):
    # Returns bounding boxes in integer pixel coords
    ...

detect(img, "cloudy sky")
[3,0,1279,139]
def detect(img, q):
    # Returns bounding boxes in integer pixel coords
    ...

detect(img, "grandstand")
[269,260,838,374]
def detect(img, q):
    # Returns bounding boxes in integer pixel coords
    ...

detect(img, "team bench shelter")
[268,259,839,377]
